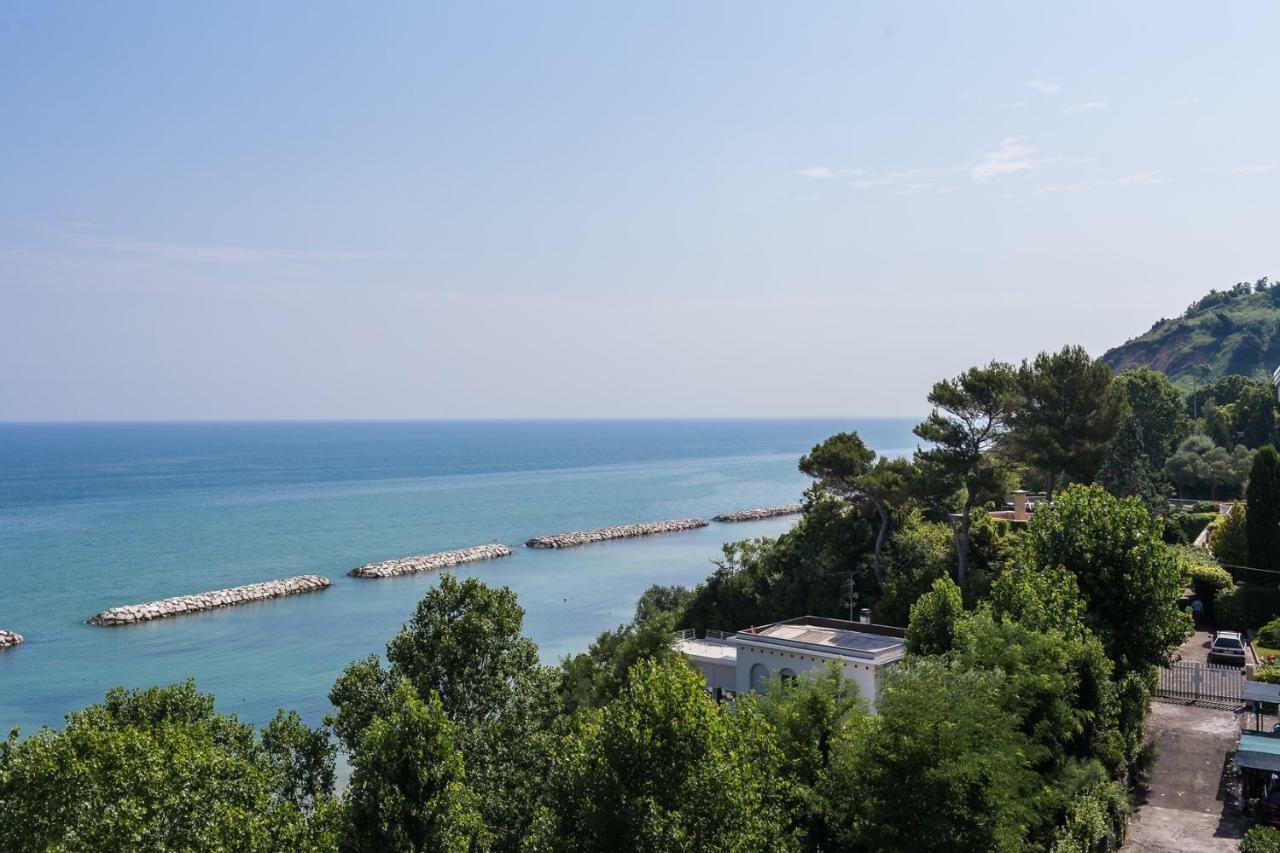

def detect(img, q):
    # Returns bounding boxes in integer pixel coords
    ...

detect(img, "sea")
[0,418,918,735]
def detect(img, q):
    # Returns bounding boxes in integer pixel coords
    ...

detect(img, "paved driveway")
[1121,700,1249,851]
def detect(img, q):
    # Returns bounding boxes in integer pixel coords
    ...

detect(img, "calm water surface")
[0,419,917,734]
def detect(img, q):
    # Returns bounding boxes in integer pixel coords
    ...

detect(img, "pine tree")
[1096,414,1159,508]
[1246,446,1280,569]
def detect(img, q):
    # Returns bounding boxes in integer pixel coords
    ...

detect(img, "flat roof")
[1239,731,1280,772]
[734,616,906,661]
[675,636,737,665]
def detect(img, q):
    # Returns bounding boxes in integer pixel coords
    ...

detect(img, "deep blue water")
[0,419,917,735]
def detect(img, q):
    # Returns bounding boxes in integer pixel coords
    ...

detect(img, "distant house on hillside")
[675,615,906,712]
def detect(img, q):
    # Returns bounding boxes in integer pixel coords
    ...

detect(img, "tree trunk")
[1045,471,1056,501]
[870,499,888,593]
[955,492,976,589]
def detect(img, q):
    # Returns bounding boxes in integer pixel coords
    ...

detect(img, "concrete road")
[1122,701,1249,851]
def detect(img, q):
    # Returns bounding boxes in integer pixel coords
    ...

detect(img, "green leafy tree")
[745,663,868,850]
[1009,346,1124,496]
[914,361,1021,588]
[0,681,337,853]
[329,575,559,851]
[990,563,1088,636]
[1163,434,1252,499]
[1247,446,1280,570]
[1210,502,1249,566]
[1234,383,1277,448]
[951,608,1117,770]
[1019,486,1190,676]
[632,584,693,624]
[1114,367,1190,470]
[527,659,800,852]
[905,575,964,655]
[823,659,1040,853]
[1095,414,1159,507]
[343,683,489,852]
[558,611,681,715]
[679,493,874,633]
[799,432,912,592]
[1200,401,1234,447]
[876,513,955,627]
[262,709,338,817]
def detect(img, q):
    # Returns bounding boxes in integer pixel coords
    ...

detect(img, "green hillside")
[1102,278,1280,391]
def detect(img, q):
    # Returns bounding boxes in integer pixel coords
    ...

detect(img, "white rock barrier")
[0,630,23,650]
[87,575,331,626]
[713,504,805,522]
[526,519,708,549]
[348,544,513,578]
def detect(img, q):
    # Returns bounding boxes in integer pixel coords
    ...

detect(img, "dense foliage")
[0,682,339,852]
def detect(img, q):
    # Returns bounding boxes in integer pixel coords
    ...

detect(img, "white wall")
[733,641,884,712]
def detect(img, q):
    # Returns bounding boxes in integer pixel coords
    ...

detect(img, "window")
[780,668,797,685]
[750,663,769,692]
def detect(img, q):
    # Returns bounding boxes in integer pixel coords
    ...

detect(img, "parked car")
[1209,630,1248,667]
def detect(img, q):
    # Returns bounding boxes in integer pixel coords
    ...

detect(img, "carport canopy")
[1238,731,1280,773]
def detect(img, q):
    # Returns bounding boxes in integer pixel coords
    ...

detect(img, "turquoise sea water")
[0,419,917,735]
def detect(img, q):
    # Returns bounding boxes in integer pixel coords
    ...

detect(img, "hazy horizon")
[4,2,1277,420]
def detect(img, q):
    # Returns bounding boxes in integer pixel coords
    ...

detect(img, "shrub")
[1163,512,1218,545]
[1210,504,1248,567]
[1048,782,1130,853]
[1259,618,1280,651]
[1175,547,1235,594]
[1190,501,1218,514]
[1242,825,1280,853]
[1249,666,1280,685]
[1216,584,1280,632]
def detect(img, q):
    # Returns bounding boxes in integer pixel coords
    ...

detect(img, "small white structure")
[676,615,907,712]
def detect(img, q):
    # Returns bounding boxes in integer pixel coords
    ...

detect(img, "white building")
[675,615,907,712]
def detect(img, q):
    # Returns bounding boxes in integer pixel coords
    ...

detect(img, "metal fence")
[1157,661,1244,703]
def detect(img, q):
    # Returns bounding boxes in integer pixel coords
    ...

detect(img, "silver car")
[1208,630,1247,667]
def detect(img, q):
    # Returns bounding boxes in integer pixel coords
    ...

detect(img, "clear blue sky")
[3,2,1277,419]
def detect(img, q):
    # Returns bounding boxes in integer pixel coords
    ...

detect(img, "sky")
[2,1,1278,420]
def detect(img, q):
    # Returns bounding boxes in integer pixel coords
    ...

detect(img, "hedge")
[1215,584,1280,632]
[1163,512,1219,545]
[1048,782,1130,853]
[1242,825,1280,853]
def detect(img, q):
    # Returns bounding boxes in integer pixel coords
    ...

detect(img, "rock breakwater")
[88,575,331,626]
[0,630,23,650]
[713,504,805,522]
[526,518,708,549]
[348,544,513,578]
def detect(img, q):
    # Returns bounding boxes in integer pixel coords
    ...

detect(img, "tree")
[1163,434,1252,499]
[558,611,682,715]
[823,659,1040,853]
[527,659,800,852]
[905,575,964,656]
[1236,382,1279,449]
[1095,414,1159,507]
[914,361,1021,588]
[799,432,912,592]
[746,663,868,850]
[1210,503,1249,567]
[1114,367,1190,469]
[1248,446,1280,570]
[343,683,489,852]
[0,681,337,852]
[678,494,875,633]
[329,575,559,851]
[632,584,693,625]
[1020,486,1190,676]
[1009,346,1124,496]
